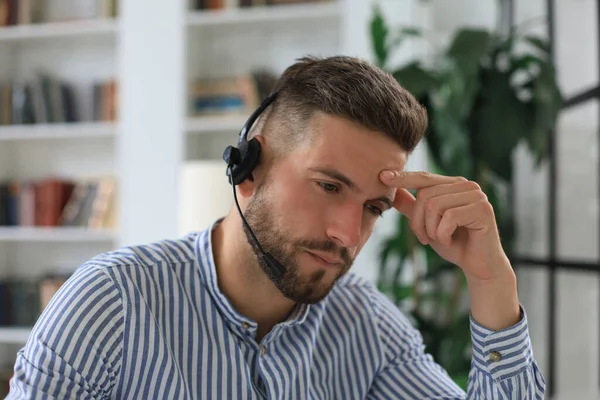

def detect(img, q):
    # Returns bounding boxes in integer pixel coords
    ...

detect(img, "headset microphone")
[222,91,286,281]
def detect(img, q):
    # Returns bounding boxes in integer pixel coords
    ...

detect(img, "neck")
[211,211,297,340]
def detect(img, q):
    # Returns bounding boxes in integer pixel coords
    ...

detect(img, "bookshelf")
[0,328,30,345]
[0,0,120,374]
[186,115,248,134]
[0,19,118,42]
[0,122,116,141]
[0,227,115,242]
[186,2,341,27]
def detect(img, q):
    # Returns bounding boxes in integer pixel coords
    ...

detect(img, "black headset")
[222,91,286,281]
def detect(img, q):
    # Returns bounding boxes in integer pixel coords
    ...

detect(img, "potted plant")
[370,2,562,389]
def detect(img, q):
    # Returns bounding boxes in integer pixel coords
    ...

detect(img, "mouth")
[305,250,343,267]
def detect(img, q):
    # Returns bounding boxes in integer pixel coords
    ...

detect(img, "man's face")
[244,113,408,304]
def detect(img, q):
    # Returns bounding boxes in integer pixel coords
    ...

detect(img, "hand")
[380,170,510,282]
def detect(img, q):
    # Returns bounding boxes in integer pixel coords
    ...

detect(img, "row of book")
[193,0,332,10]
[191,69,278,116]
[0,0,117,27]
[0,76,117,126]
[0,273,69,398]
[0,273,69,327]
[0,176,116,229]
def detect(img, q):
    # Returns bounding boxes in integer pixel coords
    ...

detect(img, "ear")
[236,135,268,198]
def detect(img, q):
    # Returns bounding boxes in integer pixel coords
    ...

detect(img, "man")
[8,56,545,399]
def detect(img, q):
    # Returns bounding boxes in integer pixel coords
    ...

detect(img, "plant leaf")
[447,29,492,76]
[509,54,545,74]
[431,106,473,178]
[524,35,550,54]
[399,27,422,37]
[370,4,389,69]
[392,285,414,302]
[527,62,563,166]
[388,26,423,55]
[470,70,529,173]
[392,62,438,99]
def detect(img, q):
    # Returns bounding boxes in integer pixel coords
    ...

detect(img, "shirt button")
[490,351,502,362]
[260,345,267,356]
[241,322,251,329]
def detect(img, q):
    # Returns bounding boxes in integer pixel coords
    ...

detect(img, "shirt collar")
[194,219,311,330]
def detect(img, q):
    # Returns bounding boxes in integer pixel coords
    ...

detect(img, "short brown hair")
[251,55,427,156]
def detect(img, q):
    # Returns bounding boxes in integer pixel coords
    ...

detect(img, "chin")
[293,285,335,305]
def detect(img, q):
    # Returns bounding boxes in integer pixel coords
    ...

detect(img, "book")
[0,74,117,125]
[0,176,116,229]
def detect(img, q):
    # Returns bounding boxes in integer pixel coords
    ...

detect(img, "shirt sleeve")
[6,263,125,400]
[467,306,546,399]
[367,288,546,399]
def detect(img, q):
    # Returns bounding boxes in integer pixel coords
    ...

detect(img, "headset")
[222,91,286,281]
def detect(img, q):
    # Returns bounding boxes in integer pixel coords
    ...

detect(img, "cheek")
[277,183,330,226]
[360,218,378,245]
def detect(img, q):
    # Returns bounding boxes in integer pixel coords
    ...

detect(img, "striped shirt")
[8,222,546,399]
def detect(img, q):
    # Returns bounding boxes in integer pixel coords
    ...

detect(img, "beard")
[242,182,354,304]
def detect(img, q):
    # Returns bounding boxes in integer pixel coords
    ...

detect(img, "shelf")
[0,327,31,344]
[0,19,118,42]
[187,2,340,27]
[186,115,247,134]
[0,227,116,243]
[0,122,116,141]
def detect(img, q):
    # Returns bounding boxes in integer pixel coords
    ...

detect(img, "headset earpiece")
[223,137,261,185]
[222,91,278,186]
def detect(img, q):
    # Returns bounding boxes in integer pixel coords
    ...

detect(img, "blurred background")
[0,0,596,398]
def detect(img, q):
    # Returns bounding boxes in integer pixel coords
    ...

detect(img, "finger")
[437,201,492,245]
[416,180,482,203]
[381,170,465,190]
[424,190,486,243]
[392,188,416,217]
[411,192,429,245]
[426,190,488,217]
[425,206,442,243]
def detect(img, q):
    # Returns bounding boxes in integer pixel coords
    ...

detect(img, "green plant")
[370,2,562,390]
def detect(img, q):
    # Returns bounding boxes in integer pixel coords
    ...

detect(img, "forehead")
[302,113,408,173]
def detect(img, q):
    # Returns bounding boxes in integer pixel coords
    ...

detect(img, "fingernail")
[381,171,396,180]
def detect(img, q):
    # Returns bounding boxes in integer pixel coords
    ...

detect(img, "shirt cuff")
[470,305,534,381]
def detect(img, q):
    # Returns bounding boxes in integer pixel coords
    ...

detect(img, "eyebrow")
[309,167,395,210]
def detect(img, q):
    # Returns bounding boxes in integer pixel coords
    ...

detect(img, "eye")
[317,182,339,193]
[366,204,384,218]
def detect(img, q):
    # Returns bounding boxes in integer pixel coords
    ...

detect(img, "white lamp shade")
[178,160,233,236]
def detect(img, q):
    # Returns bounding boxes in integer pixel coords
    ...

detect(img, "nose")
[325,203,362,250]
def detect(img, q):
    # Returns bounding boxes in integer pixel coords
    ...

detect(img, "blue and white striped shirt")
[8,222,545,399]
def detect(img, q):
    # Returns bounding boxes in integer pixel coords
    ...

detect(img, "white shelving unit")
[186,115,248,134]
[0,328,31,345]
[186,2,340,27]
[0,19,118,42]
[0,122,116,141]
[0,227,115,242]
[0,2,121,369]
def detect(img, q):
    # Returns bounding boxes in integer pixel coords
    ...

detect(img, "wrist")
[466,261,521,331]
